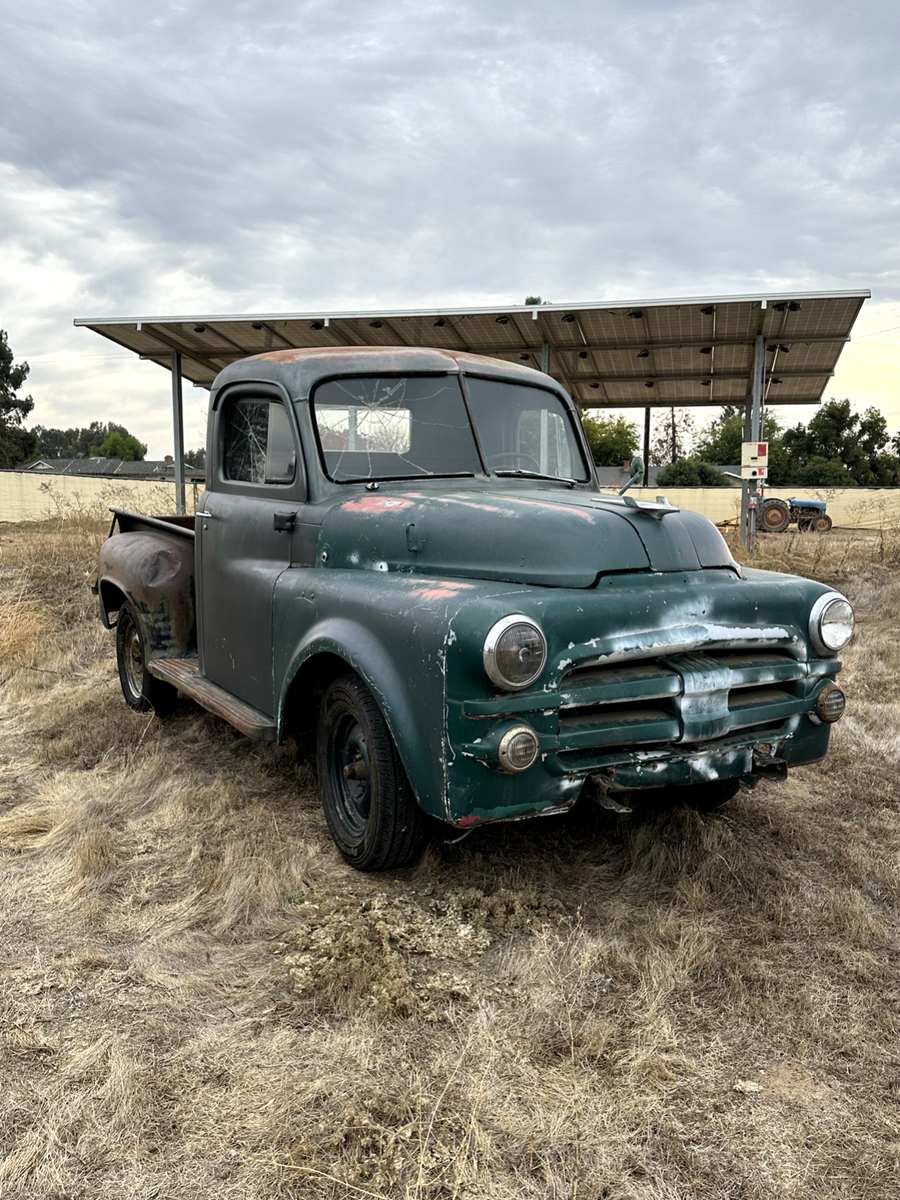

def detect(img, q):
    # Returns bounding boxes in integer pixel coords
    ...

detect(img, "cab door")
[197,386,306,716]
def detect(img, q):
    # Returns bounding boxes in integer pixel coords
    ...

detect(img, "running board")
[148,658,278,741]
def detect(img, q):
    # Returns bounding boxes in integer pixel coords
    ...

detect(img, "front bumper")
[445,646,840,826]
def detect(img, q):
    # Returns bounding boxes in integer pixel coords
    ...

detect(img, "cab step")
[148,658,277,741]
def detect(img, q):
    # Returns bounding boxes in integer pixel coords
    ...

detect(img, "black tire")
[758,499,790,534]
[813,513,833,533]
[317,673,427,871]
[115,603,178,715]
[670,778,742,812]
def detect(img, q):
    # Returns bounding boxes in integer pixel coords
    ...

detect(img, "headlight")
[808,592,854,655]
[483,615,547,690]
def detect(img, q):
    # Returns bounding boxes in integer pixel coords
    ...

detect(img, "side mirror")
[619,455,645,495]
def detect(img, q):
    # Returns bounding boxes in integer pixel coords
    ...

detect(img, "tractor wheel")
[758,499,790,534]
[812,513,833,533]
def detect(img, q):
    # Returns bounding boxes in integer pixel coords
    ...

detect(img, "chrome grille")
[558,650,806,750]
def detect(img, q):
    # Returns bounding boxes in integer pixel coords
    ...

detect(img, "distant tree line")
[689,399,900,488]
[30,421,148,462]
[582,400,900,489]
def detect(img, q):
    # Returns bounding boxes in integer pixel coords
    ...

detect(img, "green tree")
[790,455,859,488]
[89,430,147,461]
[0,330,38,467]
[581,413,640,466]
[696,409,785,466]
[184,446,206,469]
[32,421,139,460]
[782,399,899,486]
[656,459,731,487]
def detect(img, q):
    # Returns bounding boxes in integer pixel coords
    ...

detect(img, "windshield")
[311,372,590,484]
[465,377,590,482]
[312,375,482,481]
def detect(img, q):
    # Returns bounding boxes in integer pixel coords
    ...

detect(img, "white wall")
[0,472,200,522]
[2,471,898,529]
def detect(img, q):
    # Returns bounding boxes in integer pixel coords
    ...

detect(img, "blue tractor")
[758,497,833,534]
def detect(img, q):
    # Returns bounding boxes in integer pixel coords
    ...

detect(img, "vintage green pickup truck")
[96,346,853,870]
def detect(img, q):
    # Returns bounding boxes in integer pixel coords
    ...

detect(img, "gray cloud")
[1,0,898,453]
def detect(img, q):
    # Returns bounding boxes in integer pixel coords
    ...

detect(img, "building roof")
[17,457,205,478]
[75,289,869,410]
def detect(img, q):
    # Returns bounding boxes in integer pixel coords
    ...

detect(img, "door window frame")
[211,382,307,502]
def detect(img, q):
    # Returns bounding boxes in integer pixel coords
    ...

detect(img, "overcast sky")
[2,0,899,457]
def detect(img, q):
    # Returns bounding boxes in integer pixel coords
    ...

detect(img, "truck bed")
[109,509,196,539]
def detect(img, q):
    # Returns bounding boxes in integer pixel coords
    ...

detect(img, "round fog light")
[498,725,540,773]
[816,684,846,724]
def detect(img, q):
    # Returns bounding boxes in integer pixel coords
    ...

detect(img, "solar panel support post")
[170,351,186,516]
[741,334,765,552]
[643,408,651,486]
[541,343,549,374]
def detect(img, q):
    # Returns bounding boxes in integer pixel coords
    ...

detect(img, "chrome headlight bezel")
[497,725,540,773]
[483,615,547,691]
[808,591,854,656]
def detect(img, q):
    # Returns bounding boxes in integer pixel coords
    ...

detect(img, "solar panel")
[75,290,868,409]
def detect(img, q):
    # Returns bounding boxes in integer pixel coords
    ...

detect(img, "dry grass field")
[2,509,900,1199]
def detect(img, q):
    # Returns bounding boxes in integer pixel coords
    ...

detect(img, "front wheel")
[115,603,178,715]
[317,673,427,871]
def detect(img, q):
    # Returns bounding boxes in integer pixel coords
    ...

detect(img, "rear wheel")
[758,499,790,534]
[115,603,178,715]
[317,673,427,871]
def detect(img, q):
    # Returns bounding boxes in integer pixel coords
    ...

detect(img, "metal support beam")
[741,335,765,552]
[171,351,186,516]
[541,342,550,374]
[643,407,651,485]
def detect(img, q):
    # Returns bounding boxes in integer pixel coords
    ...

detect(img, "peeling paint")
[342,496,415,513]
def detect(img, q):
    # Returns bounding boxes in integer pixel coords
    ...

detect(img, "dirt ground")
[1,513,899,1199]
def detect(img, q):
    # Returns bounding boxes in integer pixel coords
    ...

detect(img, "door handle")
[274,511,296,533]
[195,510,214,518]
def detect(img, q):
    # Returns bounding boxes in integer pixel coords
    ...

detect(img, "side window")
[223,397,296,485]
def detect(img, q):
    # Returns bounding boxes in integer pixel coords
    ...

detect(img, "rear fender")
[97,531,196,658]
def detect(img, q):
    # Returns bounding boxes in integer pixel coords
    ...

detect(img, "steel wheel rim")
[761,507,785,530]
[332,713,371,837]
[124,623,144,699]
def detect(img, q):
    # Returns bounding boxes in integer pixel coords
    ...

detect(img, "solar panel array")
[75,290,868,409]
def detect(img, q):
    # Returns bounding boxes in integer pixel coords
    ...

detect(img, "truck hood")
[318,489,738,587]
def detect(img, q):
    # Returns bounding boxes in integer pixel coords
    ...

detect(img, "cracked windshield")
[312,374,589,483]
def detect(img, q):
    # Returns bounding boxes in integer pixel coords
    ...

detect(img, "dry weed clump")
[3,516,900,1198]
[284,885,562,1017]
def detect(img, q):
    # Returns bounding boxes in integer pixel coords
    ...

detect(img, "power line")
[853,324,900,340]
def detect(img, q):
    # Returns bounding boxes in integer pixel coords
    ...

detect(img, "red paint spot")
[342,497,415,513]
[410,582,476,600]
[456,814,483,827]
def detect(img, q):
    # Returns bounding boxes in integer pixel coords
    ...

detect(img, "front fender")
[273,571,495,819]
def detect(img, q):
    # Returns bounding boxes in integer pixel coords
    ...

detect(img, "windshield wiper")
[494,469,576,485]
